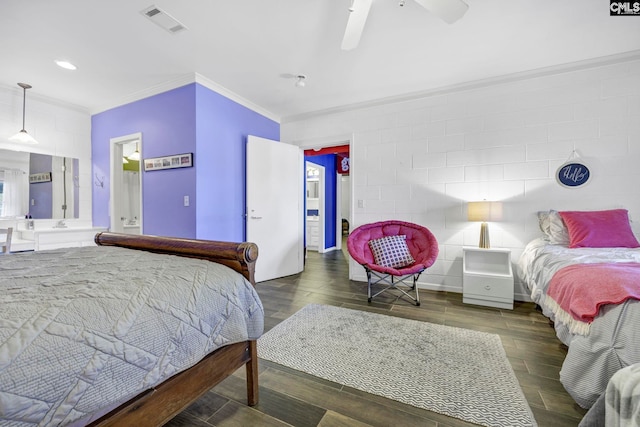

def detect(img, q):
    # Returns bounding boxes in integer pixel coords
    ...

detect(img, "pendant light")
[9,83,38,144]
[127,142,140,161]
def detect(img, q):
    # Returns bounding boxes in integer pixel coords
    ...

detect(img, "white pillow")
[537,211,551,238]
[548,210,570,245]
[537,210,569,245]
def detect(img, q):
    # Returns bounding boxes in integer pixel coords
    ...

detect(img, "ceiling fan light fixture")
[342,0,468,50]
[295,75,306,88]
[9,83,38,145]
[341,0,373,50]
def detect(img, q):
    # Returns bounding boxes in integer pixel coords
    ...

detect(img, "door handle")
[250,216,263,219]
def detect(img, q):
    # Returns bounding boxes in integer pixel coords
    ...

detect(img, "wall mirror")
[0,149,79,219]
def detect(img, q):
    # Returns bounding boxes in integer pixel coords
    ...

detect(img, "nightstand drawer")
[463,274,513,301]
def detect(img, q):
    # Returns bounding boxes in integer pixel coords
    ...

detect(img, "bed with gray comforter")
[518,238,640,409]
[0,245,264,426]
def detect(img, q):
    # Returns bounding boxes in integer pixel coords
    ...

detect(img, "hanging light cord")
[21,87,26,130]
[18,83,32,132]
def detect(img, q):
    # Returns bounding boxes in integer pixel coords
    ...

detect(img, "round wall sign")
[556,162,590,188]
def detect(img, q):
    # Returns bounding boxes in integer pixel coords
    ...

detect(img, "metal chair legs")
[365,268,422,306]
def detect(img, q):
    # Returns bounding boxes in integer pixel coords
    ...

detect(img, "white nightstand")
[462,247,514,310]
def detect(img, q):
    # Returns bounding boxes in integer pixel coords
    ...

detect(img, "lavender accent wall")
[92,83,279,240]
[92,85,197,237]
[194,84,279,242]
[29,153,52,219]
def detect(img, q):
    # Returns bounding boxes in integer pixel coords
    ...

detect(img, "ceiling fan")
[341,0,469,50]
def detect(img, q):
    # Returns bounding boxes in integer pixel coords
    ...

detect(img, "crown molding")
[89,74,196,115]
[194,73,280,123]
[281,50,640,123]
[90,72,280,123]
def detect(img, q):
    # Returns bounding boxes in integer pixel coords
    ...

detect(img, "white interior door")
[247,135,303,282]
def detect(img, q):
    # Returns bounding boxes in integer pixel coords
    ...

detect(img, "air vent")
[141,5,187,34]
[145,8,161,17]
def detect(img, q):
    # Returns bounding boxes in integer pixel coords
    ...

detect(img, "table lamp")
[467,201,503,249]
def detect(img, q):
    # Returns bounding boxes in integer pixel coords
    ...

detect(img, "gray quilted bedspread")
[0,246,264,426]
[518,238,640,409]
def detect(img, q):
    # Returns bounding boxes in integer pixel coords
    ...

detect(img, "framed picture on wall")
[29,172,52,183]
[144,153,193,172]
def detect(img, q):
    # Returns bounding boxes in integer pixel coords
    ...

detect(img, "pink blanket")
[547,263,640,334]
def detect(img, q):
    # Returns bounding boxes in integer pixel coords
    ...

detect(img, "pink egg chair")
[347,220,439,305]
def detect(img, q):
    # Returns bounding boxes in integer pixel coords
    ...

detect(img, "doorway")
[306,161,325,252]
[302,144,351,255]
[110,133,143,234]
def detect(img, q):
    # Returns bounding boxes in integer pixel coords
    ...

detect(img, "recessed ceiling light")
[55,60,77,70]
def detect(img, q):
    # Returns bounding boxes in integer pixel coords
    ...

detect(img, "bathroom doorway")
[110,133,143,234]
[306,162,325,252]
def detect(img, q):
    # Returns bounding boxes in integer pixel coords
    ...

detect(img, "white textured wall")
[282,58,640,300]
[0,85,92,222]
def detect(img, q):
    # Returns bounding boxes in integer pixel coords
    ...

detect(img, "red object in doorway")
[336,153,349,175]
[303,144,349,157]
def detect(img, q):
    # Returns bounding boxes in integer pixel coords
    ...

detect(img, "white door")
[247,135,304,282]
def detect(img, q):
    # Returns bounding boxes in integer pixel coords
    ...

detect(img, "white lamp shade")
[127,150,140,161]
[467,201,503,222]
[9,130,38,145]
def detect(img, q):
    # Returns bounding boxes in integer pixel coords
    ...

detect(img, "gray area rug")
[258,304,537,427]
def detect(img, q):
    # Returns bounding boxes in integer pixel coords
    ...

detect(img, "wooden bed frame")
[87,232,260,427]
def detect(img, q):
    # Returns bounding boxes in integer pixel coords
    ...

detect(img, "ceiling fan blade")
[413,0,469,24]
[341,0,373,51]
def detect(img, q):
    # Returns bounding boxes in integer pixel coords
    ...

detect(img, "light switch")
[184,195,189,206]
[358,199,365,208]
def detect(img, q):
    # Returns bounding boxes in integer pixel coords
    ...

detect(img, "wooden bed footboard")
[95,231,258,285]
[89,340,258,426]
[89,232,261,426]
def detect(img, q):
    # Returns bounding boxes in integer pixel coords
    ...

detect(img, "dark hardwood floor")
[166,248,588,427]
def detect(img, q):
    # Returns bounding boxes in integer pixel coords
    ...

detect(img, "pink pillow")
[559,209,640,248]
